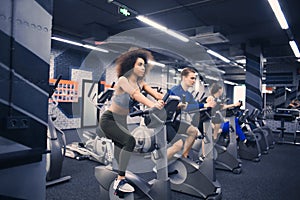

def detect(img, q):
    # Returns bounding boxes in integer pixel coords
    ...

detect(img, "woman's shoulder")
[114,77,128,92]
[118,76,128,82]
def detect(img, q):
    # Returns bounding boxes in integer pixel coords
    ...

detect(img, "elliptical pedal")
[114,189,125,198]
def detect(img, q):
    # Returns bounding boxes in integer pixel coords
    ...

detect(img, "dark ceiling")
[52,0,300,83]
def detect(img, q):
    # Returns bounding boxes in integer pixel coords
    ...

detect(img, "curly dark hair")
[115,48,154,78]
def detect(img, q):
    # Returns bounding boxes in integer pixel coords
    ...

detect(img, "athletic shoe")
[195,155,205,164]
[113,179,135,193]
[153,166,157,173]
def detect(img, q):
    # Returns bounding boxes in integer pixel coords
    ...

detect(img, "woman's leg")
[100,118,135,176]
[100,111,136,192]
[213,123,221,141]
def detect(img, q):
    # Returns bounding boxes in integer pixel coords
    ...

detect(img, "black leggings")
[99,110,136,177]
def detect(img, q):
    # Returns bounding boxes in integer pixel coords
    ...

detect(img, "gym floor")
[46,130,300,200]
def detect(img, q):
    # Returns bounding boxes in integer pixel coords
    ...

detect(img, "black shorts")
[166,120,190,143]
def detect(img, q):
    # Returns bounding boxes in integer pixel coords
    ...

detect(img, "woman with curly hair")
[99,48,165,194]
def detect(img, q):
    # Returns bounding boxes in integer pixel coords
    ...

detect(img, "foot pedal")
[114,189,125,198]
[75,155,89,160]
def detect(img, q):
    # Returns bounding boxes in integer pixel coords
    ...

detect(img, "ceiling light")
[136,15,189,42]
[206,49,231,63]
[148,60,166,68]
[136,15,167,31]
[52,36,83,46]
[82,44,109,53]
[232,62,245,69]
[204,75,219,81]
[267,0,289,29]
[235,58,246,65]
[224,80,238,86]
[219,70,226,74]
[289,40,300,58]
[51,36,109,53]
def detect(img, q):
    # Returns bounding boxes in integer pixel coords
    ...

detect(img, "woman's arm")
[222,101,241,110]
[118,77,161,108]
[142,83,164,100]
[206,96,215,103]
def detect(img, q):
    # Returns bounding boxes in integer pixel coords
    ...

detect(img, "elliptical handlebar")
[185,107,212,124]
[238,109,249,124]
[129,109,151,118]
[162,91,170,102]
[187,107,211,114]
[224,100,243,117]
[129,92,170,118]
[87,81,115,110]
[248,108,260,122]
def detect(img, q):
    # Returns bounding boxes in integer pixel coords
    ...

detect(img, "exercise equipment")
[46,75,71,186]
[238,110,261,162]
[247,109,270,154]
[94,93,175,200]
[249,109,275,149]
[274,108,300,145]
[170,107,222,199]
[257,110,276,148]
[214,110,242,174]
[128,94,222,199]
[65,84,114,165]
[200,98,242,174]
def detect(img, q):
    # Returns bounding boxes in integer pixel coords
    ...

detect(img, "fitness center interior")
[1,0,300,200]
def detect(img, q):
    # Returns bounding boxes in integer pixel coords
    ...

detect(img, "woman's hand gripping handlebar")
[129,92,170,118]
[154,92,169,110]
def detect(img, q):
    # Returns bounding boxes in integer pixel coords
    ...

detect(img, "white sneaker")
[195,155,205,164]
[152,166,157,173]
[113,179,135,193]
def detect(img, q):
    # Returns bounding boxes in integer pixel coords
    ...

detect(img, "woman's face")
[133,57,146,77]
[217,88,223,97]
[215,88,223,98]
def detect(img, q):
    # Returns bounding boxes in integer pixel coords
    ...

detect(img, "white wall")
[234,85,246,109]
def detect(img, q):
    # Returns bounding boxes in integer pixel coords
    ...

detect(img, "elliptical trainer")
[238,109,261,162]
[168,107,222,199]
[46,75,71,186]
[94,93,175,200]
[65,82,114,165]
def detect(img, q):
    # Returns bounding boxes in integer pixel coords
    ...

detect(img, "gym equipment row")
[58,81,281,200]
